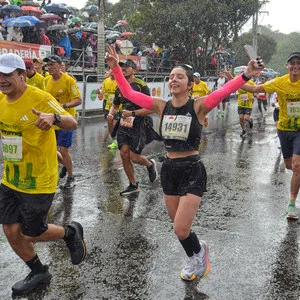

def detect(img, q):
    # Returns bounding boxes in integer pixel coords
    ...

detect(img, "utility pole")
[97,0,105,81]
[252,0,269,54]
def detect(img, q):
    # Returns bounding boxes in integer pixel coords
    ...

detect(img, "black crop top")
[159,98,202,152]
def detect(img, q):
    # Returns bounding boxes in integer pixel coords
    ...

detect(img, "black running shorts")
[0,184,55,237]
[160,155,207,197]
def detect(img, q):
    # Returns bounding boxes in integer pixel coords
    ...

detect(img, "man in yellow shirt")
[33,58,49,78]
[24,60,45,91]
[101,70,118,148]
[191,72,210,126]
[191,72,211,98]
[242,52,300,219]
[237,80,255,137]
[0,53,86,295]
[44,55,82,189]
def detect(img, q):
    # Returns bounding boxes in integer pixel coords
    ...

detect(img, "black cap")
[287,52,300,62]
[119,59,137,69]
[43,55,62,63]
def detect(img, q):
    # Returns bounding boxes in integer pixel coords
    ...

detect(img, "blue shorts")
[277,130,300,159]
[0,184,55,237]
[56,129,74,148]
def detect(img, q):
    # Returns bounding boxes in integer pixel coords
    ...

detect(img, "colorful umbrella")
[117,20,128,25]
[39,13,61,21]
[21,6,43,15]
[20,15,40,24]
[71,17,82,23]
[7,19,34,27]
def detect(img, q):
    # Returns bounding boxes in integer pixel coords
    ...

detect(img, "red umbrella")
[21,6,43,16]
[117,20,128,25]
[39,13,61,21]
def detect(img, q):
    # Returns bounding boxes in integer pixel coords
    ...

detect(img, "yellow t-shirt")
[45,72,81,117]
[26,72,45,91]
[191,81,210,98]
[0,86,69,194]
[237,80,255,108]
[263,74,300,131]
[102,77,117,110]
[41,70,50,78]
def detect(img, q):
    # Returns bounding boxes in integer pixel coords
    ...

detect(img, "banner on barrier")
[0,40,51,59]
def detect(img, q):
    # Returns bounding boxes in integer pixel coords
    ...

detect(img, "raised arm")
[105,44,154,110]
[241,82,265,93]
[202,59,264,112]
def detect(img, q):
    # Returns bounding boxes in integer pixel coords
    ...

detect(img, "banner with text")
[0,40,52,59]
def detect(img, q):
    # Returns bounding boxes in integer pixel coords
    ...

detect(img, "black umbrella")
[43,3,71,14]
[46,24,68,31]
[0,4,22,14]
[85,5,98,16]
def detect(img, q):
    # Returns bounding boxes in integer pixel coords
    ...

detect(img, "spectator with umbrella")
[39,27,50,45]
[58,31,72,57]
[22,24,39,44]
[6,25,23,42]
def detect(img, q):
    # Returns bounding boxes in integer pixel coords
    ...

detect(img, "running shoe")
[108,140,118,149]
[194,240,211,278]
[65,221,87,265]
[287,201,298,220]
[59,166,67,178]
[120,183,139,196]
[221,111,225,117]
[147,159,158,182]
[180,256,196,281]
[12,265,52,295]
[63,176,76,189]
[217,110,221,118]
[240,130,247,138]
[249,117,254,129]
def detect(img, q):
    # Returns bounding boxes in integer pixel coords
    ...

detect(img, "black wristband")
[132,111,135,117]
[242,73,251,82]
[63,103,68,109]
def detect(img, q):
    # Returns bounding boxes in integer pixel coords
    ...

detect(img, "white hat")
[0,53,25,74]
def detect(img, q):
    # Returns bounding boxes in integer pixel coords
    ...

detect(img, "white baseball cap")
[0,53,25,74]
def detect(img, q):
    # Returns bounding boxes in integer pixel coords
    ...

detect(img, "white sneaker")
[194,240,211,278]
[287,201,298,220]
[180,256,196,281]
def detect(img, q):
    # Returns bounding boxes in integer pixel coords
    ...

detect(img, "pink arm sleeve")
[204,74,248,109]
[111,67,153,110]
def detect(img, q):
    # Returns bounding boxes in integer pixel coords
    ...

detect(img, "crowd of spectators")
[0,0,98,67]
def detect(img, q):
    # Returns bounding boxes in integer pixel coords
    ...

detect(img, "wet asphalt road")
[0,98,299,300]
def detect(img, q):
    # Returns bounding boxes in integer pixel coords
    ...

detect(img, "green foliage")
[232,32,277,67]
[104,0,260,70]
[268,32,300,75]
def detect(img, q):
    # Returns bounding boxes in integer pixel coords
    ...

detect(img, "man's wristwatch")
[132,111,135,117]
[53,113,62,125]
[63,103,68,109]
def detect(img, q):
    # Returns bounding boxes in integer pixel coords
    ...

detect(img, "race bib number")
[2,135,22,162]
[240,94,248,101]
[161,115,191,141]
[120,116,135,128]
[287,102,300,118]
